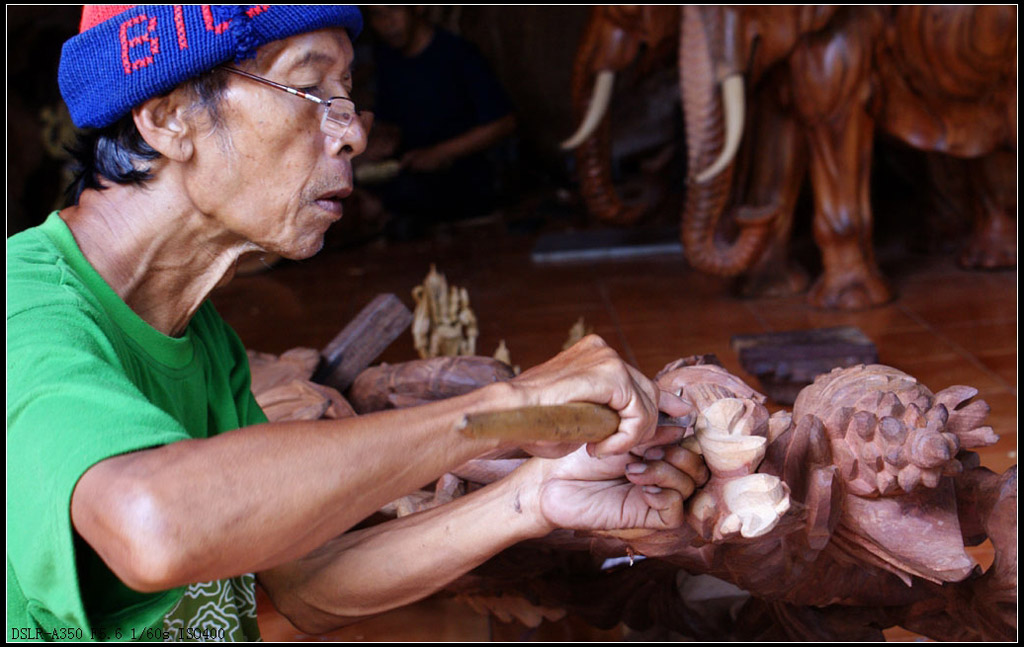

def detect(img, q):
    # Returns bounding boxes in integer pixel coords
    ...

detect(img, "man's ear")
[132,91,195,162]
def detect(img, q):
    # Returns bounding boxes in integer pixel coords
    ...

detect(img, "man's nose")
[325,112,373,158]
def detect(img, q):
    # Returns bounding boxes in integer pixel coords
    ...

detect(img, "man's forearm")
[73,334,675,599]
[432,114,516,162]
[258,460,549,634]
[71,381,518,593]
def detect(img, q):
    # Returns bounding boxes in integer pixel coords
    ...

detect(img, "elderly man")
[7,5,704,640]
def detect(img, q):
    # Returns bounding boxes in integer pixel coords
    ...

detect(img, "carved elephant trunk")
[680,6,773,276]
[564,7,646,225]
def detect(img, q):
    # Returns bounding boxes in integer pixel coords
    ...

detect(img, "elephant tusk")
[561,70,616,150]
[695,74,745,184]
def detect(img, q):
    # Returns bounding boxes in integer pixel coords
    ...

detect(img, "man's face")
[367,6,415,51]
[183,28,367,260]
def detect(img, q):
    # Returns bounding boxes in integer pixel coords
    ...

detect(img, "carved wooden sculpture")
[562,5,680,225]
[348,356,516,414]
[411,265,480,359]
[617,361,1015,640]
[564,6,813,298]
[247,348,356,422]
[923,150,1017,270]
[247,306,1014,641]
[681,5,1017,309]
[343,355,1015,641]
[562,317,593,351]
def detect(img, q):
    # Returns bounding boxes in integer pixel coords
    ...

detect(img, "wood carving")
[680,5,1017,309]
[344,354,1015,641]
[922,150,1017,270]
[248,348,356,422]
[250,336,1014,639]
[411,265,480,359]
[562,317,593,351]
[492,339,515,371]
[562,5,681,225]
[347,356,516,414]
[249,292,413,421]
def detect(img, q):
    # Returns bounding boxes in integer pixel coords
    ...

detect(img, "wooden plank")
[731,326,878,404]
[313,294,413,393]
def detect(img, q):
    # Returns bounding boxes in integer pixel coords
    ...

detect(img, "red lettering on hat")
[202,5,230,34]
[81,5,135,32]
[173,5,188,50]
[247,6,270,18]
[119,14,160,74]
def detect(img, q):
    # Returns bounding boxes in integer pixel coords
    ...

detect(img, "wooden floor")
[210,202,1017,642]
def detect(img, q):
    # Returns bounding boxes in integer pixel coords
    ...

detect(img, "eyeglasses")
[219,66,359,139]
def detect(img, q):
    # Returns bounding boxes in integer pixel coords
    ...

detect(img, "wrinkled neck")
[61,182,257,337]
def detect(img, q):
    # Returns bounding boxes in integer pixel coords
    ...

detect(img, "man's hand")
[400,145,453,172]
[528,443,708,532]
[508,335,693,458]
[399,114,516,173]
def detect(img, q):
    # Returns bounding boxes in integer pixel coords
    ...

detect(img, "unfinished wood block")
[313,294,413,393]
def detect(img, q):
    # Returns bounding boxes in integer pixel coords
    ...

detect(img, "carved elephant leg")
[803,106,892,309]
[958,151,1017,269]
[789,12,894,310]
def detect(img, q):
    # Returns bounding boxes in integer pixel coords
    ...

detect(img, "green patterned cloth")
[162,575,261,642]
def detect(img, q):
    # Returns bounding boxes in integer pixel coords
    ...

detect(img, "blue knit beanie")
[59,5,363,129]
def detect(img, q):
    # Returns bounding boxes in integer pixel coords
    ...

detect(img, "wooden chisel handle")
[456,402,620,443]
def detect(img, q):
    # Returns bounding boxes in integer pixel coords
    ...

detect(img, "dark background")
[4,5,978,256]
[8,6,603,236]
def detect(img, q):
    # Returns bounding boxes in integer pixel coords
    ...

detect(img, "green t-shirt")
[7,213,269,641]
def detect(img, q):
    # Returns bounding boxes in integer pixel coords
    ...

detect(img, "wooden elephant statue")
[561,5,680,225]
[682,5,1017,309]
[563,5,813,297]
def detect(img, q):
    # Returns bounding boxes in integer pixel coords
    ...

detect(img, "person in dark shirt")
[362,6,517,238]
